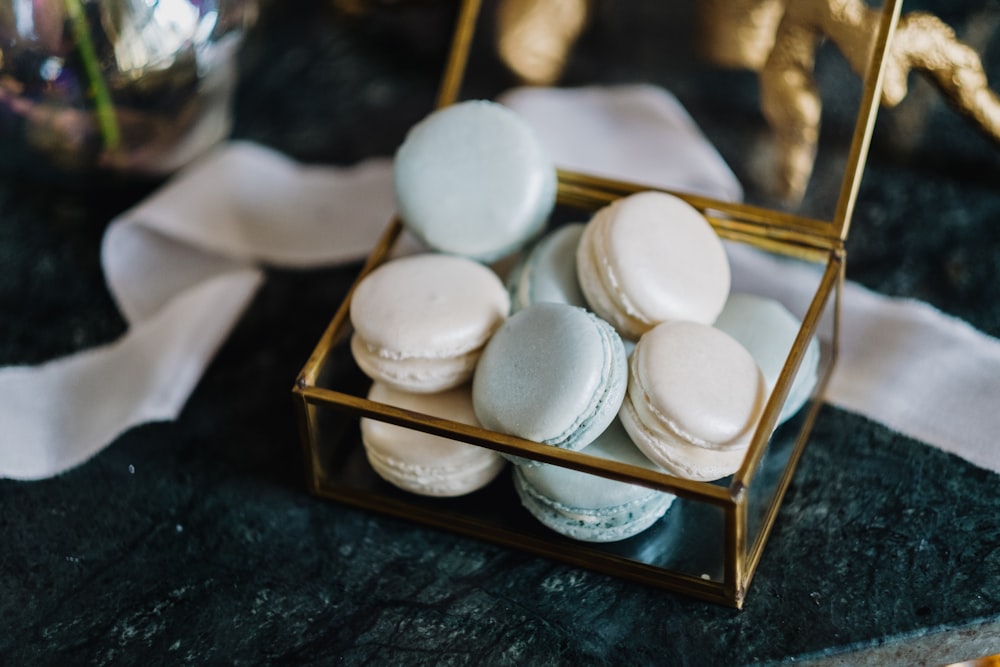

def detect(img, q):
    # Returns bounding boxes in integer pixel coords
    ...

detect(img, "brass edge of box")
[834,0,904,240]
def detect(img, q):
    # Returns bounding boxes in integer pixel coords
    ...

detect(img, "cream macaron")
[350,253,510,393]
[361,382,506,497]
[619,320,768,482]
[576,191,730,340]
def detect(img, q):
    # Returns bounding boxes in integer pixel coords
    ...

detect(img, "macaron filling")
[513,419,676,542]
[541,311,626,451]
[365,443,506,497]
[350,335,483,394]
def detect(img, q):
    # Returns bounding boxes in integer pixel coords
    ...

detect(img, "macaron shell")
[394,100,557,262]
[629,320,766,450]
[508,223,588,312]
[577,191,730,338]
[350,254,509,360]
[713,292,821,425]
[361,382,506,497]
[472,303,627,451]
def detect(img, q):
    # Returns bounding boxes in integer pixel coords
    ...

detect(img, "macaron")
[576,191,731,340]
[350,253,510,393]
[506,223,588,313]
[514,419,676,542]
[361,382,506,497]
[472,302,627,461]
[619,320,767,482]
[714,292,821,425]
[394,100,558,262]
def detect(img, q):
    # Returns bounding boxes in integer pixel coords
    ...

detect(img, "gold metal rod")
[313,479,741,605]
[561,170,839,257]
[297,384,736,504]
[295,217,402,387]
[739,255,845,590]
[742,321,842,588]
[435,0,483,108]
[555,169,843,245]
[733,249,843,488]
[291,390,323,492]
[724,500,747,609]
[833,0,903,239]
[831,250,846,372]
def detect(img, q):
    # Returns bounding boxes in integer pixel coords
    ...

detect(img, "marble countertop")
[3,1,1000,664]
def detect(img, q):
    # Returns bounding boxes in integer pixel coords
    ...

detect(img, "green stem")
[63,0,121,152]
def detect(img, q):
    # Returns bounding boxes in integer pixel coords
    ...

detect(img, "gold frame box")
[294,0,902,608]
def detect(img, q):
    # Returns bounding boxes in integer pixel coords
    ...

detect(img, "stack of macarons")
[351,99,561,500]
[350,252,512,497]
[347,99,820,542]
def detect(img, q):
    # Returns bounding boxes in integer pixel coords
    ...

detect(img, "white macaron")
[350,253,510,393]
[576,191,730,340]
[361,382,506,497]
[619,320,767,481]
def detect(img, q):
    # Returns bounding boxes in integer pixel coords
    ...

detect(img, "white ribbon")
[0,143,395,479]
[727,243,1000,473]
[2,85,998,479]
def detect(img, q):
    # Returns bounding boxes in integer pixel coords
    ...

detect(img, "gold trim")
[833,0,902,239]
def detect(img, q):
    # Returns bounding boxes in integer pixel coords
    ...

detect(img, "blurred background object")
[0,0,258,181]
[495,0,588,86]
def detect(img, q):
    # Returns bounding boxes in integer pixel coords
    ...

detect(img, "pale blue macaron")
[713,292,821,425]
[472,302,628,462]
[513,418,676,542]
[394,100,558,262]
[506,223,588,313]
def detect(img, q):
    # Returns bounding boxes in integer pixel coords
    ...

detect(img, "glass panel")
[742,265,839,567]
[452,0,894,232]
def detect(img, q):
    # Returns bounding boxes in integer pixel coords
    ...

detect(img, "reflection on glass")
[0,0,257,177]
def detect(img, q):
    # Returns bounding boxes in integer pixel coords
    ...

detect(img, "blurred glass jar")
[0,0,258,179]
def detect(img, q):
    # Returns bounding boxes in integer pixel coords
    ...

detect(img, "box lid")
[435,0,904,248]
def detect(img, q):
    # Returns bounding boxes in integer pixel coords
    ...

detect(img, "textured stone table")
[3,1,1000,664]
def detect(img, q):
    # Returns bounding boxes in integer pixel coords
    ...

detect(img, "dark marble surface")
[3,1,1000,664]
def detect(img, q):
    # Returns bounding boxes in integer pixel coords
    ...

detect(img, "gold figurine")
[704,0,1000,201]
[496,0,1000,203]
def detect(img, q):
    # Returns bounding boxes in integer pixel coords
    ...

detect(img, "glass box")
[294,0,902,608]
